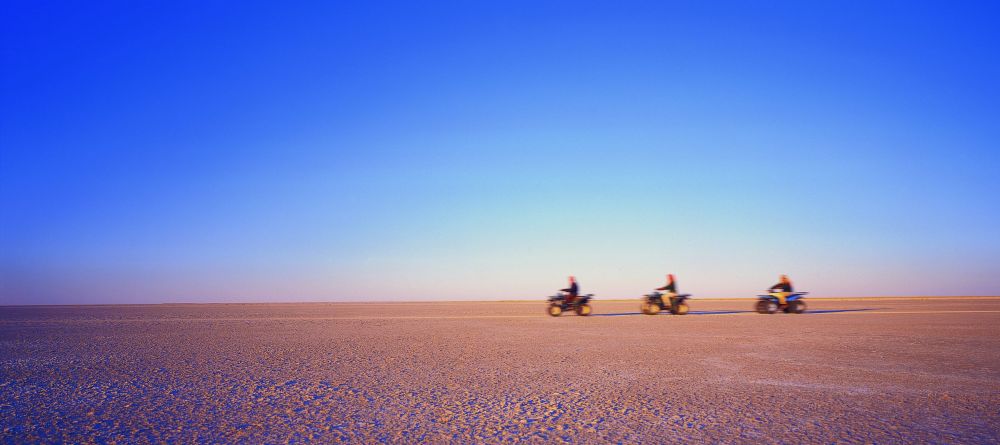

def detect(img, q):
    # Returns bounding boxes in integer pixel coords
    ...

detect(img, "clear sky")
[2,1,999,304]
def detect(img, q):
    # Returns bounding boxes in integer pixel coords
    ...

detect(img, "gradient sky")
[2,1,999,304]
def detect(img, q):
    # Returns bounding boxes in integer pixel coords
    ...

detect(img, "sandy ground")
[2,298,999,444]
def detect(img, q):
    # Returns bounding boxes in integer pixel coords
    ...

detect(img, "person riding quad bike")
[548,276,593,316]
[641,274,691,315]
[755,274,808,314]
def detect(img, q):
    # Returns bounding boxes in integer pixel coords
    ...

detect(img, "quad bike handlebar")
[646,291,691,298]
[549,292,593,300]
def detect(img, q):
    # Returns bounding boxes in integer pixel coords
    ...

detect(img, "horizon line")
[3,295,1000,308]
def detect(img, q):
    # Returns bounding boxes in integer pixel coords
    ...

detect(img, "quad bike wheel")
[756,300,777,314]
[576,303,592,316]
[766,301,778,314]
[548,304,562,317]
[789,301,806,314]
[640,302,651,314]
[642,302,660,315]
[672,303,689,315]
[755,300,768,314]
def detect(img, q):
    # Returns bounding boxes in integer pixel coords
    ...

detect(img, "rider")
[656,274,679,309]
[768,274,793,305]
[561,276,579,304]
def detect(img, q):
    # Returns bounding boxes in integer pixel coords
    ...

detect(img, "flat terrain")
[2,298,999,443]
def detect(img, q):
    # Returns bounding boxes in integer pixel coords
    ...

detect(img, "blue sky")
[2,1,999,304]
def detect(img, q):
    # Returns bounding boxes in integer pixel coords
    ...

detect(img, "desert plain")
[2,297,999,443]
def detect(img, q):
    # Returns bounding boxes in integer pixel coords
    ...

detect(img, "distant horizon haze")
[3,295,1000,307]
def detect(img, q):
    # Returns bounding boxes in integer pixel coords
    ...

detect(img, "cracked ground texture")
[2,298,999,443]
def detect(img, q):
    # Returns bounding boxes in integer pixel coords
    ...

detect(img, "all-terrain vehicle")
[640,291,691,315]
[755,292,808,314]
[547,292,594,316]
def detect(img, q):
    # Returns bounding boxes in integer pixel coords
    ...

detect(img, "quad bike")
[755,292,808,314]
[547,292,594,316]
[640,291,691,315]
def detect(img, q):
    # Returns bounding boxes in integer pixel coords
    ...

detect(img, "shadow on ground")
[805,308,876,314]
[592,308,877,317]
[592,310,750,317]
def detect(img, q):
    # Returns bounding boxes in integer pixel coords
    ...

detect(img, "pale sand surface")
[2,298,999,443]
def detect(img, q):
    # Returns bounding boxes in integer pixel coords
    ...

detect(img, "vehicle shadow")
[591,312,644,317]
[592,308,877,317]
[689,310,753,315]
[592,310,752,317]
[803,308,876,314]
